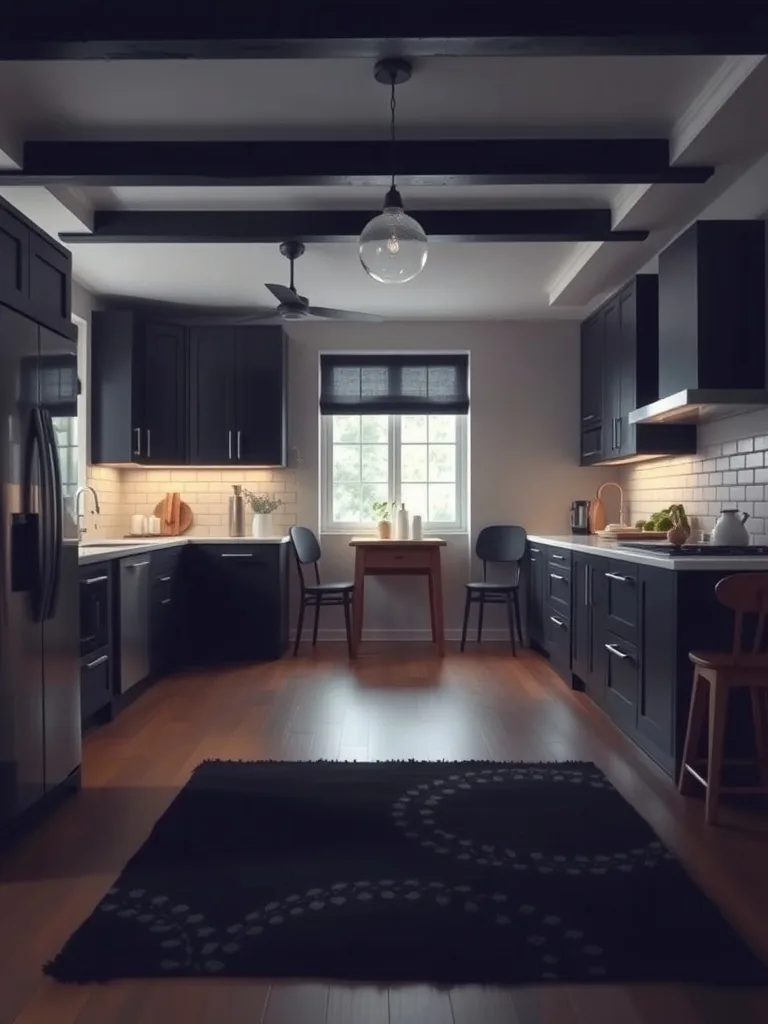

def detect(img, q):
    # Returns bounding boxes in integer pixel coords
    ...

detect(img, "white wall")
[285,320,614,638]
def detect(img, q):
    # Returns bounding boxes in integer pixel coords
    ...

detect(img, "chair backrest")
[289,526,322,587]
[475,525,527,581]
[715,572,768,655]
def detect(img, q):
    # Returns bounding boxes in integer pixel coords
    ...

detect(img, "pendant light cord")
[390,76,397,191]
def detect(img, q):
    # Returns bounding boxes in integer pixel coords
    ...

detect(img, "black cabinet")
[579,276,696,466]
[189,326,286,467]
[79,562,114,725]
[602,631,639,734]
[571,553,604,703]
[91,311,187,465]
[603,559,639,642]
[183,543,289,664]
[526,543,547,648]
[0,198,75,339]
[149,546,183,678]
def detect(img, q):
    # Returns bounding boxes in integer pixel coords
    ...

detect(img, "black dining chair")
[289,526,355,657]
[460,525,527,654]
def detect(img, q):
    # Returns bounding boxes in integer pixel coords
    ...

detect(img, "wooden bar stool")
[678,572,768,825]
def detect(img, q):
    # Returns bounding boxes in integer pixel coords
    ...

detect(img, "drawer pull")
[605,642,629,660]
[221,553,254,558]
[605,571,632,583]
[529,547,540,553]
[159,575,171,582]
[582,414,598,423]
[549,615,566,629]
[551,553,566,561]
[84,575,108,585]
[161,598,172,605]
[126,560,150,568]
[550,573,565,581]
[84,654,109,670]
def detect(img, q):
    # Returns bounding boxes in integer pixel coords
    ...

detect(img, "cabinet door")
[189,327,235,464]
[617,283,637,458]
[636,566,676,770]
[571,555,590,684]
[580,314,604,465]
[603,559,639,642]
[142,322,187,464]
[602,299,622,459]
[234,328,286,466]
[603,631,638,734]
[526,544,546,647]
[0,205,30,316]
[29,233,72,336]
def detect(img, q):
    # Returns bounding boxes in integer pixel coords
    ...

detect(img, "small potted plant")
[372,500,391,539]
[243,490,283,538]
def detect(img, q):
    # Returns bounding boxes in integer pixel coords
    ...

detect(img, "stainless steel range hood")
[629,389,768,426]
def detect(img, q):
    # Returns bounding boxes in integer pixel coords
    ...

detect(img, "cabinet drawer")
[603,559,638,641]
[603,631,638,734]
[545,610,571,676]
[80,652,111,719]
[361,546,434,571]
[151,545,183,583]
[546,566,571,614]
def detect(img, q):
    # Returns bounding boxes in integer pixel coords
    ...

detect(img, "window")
[321,412,467,532]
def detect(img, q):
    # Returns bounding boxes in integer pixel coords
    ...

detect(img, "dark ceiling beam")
[0,140,713,187]
[2,2,768,58]
[59,209,649,245]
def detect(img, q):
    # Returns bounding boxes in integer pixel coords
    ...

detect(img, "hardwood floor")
[2,644,768,1023]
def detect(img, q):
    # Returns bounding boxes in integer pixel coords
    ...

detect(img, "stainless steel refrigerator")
[0,303,81,828]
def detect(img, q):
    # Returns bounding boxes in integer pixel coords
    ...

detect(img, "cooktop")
[618,543,768,556]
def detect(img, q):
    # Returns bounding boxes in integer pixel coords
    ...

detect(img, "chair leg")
[312,600,321,647]
[706,679,729,826]
[750,686,768,787]
[679,668,708,795]
[477,597,485,644]
[460,591,471,652]
[343,595,353,659]
[513,591,523,646]
[293,599,306,657]
[506,593,517,656]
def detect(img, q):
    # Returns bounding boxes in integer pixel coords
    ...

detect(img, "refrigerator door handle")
[30,408,53,623]
[41,409,63,621]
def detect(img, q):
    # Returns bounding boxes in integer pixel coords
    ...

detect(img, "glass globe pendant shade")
[359,187,428,284]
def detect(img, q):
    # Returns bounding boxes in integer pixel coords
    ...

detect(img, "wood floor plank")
[0,645,766,1024]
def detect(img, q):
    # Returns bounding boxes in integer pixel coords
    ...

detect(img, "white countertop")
[527,534,768,571]
[78,535,290,565]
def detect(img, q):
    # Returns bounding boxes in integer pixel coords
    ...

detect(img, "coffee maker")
[570,500,591,535]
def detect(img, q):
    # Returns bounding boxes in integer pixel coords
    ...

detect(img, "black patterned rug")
[45,760,768,985]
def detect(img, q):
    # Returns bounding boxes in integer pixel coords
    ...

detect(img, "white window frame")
[320,412,468,535]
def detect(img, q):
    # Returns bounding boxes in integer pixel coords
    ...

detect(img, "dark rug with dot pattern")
[44,759,768,984]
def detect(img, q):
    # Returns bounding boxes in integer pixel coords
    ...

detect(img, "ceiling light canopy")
[359,59,428,285]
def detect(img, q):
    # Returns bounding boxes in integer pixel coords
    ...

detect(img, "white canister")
[130,513,147,536]
[396,504,409,541]
[148,515,161,535]
[410,514,423,541]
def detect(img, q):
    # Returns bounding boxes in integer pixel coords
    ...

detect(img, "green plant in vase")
[243,489,283,538]
[372,500,391,539]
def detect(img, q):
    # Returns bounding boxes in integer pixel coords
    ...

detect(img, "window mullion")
[390,415,401,507]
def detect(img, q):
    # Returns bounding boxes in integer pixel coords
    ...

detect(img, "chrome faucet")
[75,485,101,541]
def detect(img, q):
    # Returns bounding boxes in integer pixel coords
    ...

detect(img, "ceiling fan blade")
[266,283,304,306]
[308,306,385,322]
[233,310,279,323]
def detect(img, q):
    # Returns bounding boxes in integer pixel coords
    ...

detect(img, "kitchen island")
[526,534,768,777]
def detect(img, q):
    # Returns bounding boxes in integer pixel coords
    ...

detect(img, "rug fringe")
[190,758,594,776]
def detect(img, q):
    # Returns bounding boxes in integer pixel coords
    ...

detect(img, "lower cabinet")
[149,546,183,677]
[183,544,289,664]
[571,553,605,705]
[79,562,113,725]
[526,543,547,648]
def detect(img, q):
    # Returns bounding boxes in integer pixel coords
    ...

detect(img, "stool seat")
[688,650,768,671]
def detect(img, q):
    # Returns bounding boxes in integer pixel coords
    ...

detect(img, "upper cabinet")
[93,316,287,468]
[91,311,187,465]
[580,276,696,466]
[189,326,286,467]
[0,199,74,339]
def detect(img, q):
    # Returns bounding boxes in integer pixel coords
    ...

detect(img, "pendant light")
[359,59,428,284]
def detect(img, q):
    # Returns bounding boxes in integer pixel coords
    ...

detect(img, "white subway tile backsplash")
[747,452,764,468]
[738,438,755,453]
[722,441,738,456]
[737,469,754,484]
[730,454,746,470]
[746,485,764,500]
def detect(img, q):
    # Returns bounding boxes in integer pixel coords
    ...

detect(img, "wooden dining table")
[349,538,447,657]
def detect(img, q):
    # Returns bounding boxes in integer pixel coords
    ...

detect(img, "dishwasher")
[119,556,151,693]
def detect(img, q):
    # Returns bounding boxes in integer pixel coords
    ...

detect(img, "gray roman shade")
[320,354,469,415]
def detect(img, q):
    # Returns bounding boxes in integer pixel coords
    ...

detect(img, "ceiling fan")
[238,241,384,323]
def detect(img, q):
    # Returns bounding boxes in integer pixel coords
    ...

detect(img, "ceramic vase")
[252,513,273,538]
[666,521,690,547]
[377,520,391,539]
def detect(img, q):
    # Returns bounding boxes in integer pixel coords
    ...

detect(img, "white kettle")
[712,508,750,546]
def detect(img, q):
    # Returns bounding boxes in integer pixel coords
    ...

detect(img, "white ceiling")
[0,53,766,320]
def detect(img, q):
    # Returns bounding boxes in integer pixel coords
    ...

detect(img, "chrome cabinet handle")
[605,571,631,583]
[84,574,108,585]
[582,414,598,423]
[549,615,566,629]
[605,642,629,660]
[237,430,242,460]
[584,565,589,605]
[221,553,254,558]
[228,430,232,460]
[551,553,566,561]
[159,575,171,582]
[85,654,109,670]
[529,546,540,553]
[126,560,150,568]
[550,573,565,581]
[146,429,151,458]
[133,426,141,456]
[160,597,172,605]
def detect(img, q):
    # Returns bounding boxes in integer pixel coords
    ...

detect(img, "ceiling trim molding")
[3,3,768,59]
[0,139,714,188]
[59,208,649,245]
[546,242,602,304]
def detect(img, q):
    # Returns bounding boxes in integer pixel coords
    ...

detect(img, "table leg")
[428,570,437,643]
[351,550,366,657]
[431,552,445,656]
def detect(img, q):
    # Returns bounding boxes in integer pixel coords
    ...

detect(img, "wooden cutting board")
[154,495,193,536]
[596,529,668,540]
[589,497,607,533]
